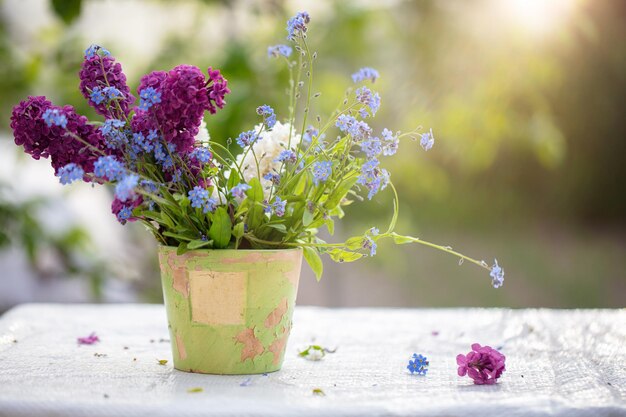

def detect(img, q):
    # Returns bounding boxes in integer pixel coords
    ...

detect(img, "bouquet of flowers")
[10,12,503,288]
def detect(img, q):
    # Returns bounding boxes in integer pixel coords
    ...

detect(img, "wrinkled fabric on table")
[0,304,624,417]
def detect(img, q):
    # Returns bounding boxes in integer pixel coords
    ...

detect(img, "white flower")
[234,121,301,198]
[194,117,210,146]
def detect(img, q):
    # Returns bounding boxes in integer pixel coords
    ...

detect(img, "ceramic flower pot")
[158,246,302,375]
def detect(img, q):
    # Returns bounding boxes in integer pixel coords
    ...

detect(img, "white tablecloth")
[0,304,624,417]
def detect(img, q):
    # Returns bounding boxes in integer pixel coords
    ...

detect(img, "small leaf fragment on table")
[298,345,330,361]
[157,359,168,365]
[187,387,203,393]
[312,388,326,396]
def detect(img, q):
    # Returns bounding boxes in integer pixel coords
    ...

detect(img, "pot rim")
[158,245,303,254]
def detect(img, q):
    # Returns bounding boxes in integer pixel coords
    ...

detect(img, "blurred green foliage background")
[0,0,624,308]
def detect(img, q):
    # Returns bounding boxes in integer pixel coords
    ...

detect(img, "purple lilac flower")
[112,196,142,224]
[352,67,379,83]
[275,149,297,164]
[355,87,381,117]
[206,67,230,115]
[230,183,251,199]
[42,108,68,128]
[56,163,85,185]
[381,128,399,156]
[407,354,429,376]
[138,87,162,111]
[267,44,293,58]
[312,161,332,186]
[77,332,100,345]
[236,130,258,148]
[490,259,505,288]
[94,155,126,181]
[188,186,209,209]
[256,105,277,129]
[263,172,281,185]
[420,129,435,151]
[457,343,506,385]
[190,147,212,164]
[79,48,134,118]
[84,44,110,59]
[286,11,311,40]
[265,196,286,217]
[360,137,382,159]
[115,173,139,202]
[11,97,107,175]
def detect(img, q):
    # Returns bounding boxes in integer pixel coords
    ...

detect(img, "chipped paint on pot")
[158,246,302,375]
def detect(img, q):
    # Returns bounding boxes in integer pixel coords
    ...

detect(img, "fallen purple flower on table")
[456,343,506,385]
[77,332,99,345]
[240,377,252,387]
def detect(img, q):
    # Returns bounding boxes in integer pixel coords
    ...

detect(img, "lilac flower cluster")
[457,343,506,385]
[11,97,106,175]
[79,45,134,118]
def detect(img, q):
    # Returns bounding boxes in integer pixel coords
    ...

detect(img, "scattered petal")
[157,359,168,366]
[312,388,326,396]
[77,332,99,345]
[187,387,203,393]
[240,377,253,387]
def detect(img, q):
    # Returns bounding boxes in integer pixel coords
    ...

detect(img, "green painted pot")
[158,246,302,375]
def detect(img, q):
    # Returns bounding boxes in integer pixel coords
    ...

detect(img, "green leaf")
[344,236,364,250]
[245,178,265,230]
[163,231,194,242]
[232,222,245,239]
[324,175,358,210]
[327,249,363,263]
[392,233,417,245]
[51,0,82,25]
[187,239,212,250]
[176,242,188,256]
[227,170,241,191]
[265,223,287,233]
[303,246,324,281]
[325,218,335,235]
[303,208,315,227]
[209,207,232,249]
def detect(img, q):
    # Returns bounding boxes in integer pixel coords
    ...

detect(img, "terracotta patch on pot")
[234,327,264,362]
[189,270,247,325]
[221,252,266,265]
[264,298,288,328]
[172,269,189,297]
[175,332,187,360]
[268,327,291,365]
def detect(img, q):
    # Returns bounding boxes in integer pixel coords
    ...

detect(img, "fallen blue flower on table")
[407,353,429,375]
